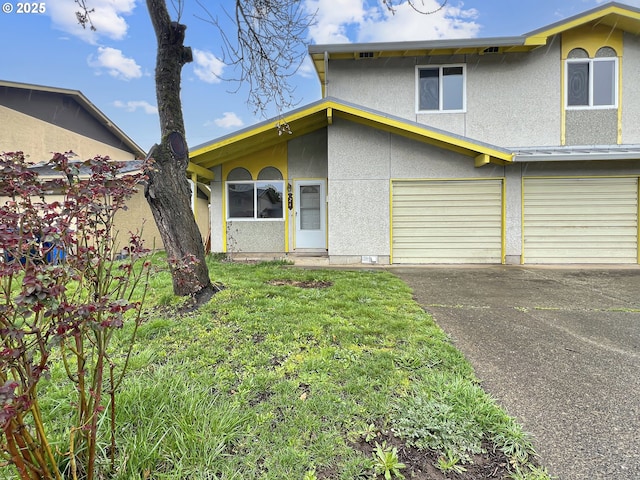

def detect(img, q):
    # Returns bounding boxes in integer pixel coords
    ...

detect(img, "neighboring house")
[0,80,211,250]
[191,2,640,265]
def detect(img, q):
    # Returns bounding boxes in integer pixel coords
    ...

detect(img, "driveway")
[392,266,640,480]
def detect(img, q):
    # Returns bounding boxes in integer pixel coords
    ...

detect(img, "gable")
[189,99,513,169]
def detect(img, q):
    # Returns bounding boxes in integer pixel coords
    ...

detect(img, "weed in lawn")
[371,441,406,479]
[437,449,467,474]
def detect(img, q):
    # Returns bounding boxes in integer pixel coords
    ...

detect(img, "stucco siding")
[327,41,562,148]
[622,33,640,144]
[565,109,618,145]
[0,106,136,161]
[209,166,224,252]
[463,43,561,147]
[226,220,285,253]
[287,129,328,178]
[113,189,162,251]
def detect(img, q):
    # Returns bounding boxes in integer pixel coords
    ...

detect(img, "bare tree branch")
[195,0,315,117]
[384,0,448,15]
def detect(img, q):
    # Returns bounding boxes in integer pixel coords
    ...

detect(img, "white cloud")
[304,0,368,43]
[209,112,244,129]
[88,47,142,80]
[114,100,158,115]
[192,49,225,84]
[47,0,136,44]
[358,2,480,43]
[304,0,480,44]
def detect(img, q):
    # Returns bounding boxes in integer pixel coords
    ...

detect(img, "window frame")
[226,180,285,221]
[415,64,467,113]
[565,57,618,110]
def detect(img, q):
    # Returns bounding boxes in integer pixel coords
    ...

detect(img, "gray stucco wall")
[327,118,508,262]
[622,33,640,144]
[209,165,224,252]
[565,109,618,145]
[327,39,562,148]
[288,129,328,178]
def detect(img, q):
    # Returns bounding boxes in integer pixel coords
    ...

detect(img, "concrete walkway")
[393,266,640,480]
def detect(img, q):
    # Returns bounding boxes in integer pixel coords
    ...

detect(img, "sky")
[1,0,639,153]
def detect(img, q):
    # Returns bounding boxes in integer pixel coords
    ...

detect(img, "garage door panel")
[524,177,638,264]
[392,179,503,264]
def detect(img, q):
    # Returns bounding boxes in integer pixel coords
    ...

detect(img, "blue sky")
[1,0,638,153]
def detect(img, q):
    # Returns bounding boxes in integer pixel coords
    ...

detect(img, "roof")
[189,98,514,168]
[309,2,640,92]
[0,80,146,159]
[513,145,640,162]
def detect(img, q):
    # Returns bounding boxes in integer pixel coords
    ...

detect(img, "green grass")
[3,257,550,479]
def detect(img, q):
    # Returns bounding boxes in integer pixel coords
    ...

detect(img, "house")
[0,80,211,250]
[190,2,640,265]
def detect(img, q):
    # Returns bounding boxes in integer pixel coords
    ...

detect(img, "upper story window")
[566,47,618,109]
[416,65,465,112]
[226,167,284,220]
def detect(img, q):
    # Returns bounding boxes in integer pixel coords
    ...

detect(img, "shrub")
[0,152,151,479]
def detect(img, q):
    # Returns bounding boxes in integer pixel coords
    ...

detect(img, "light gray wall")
[327,118,508,261]
[226,220,284,253]
[327,40,562,148]
[565,109,617,145]
[622,33,640,144]
[209,165,224,252]
[288,128,328,178]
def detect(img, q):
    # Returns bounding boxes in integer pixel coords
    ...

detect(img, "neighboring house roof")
[189,98,514,169]
[0,79,146,159]
[309,2,640,92]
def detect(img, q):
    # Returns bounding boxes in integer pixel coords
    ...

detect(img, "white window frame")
[415,64,466,113]
[226,180,285,221]
[565,57,618,110]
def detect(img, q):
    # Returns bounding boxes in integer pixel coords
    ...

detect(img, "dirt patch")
[347,432,511,480]
[268,279,333,289]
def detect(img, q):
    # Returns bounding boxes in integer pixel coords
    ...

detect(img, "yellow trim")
[560,24,623,59]
[527,6,640,47]
[560,24,624,145]
[187,161,215,181]
[475,153,490,168]
[190,100,514,168]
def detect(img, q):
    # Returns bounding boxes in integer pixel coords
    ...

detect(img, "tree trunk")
[145,0,214,297]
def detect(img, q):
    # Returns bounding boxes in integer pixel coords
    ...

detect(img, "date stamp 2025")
[2,2,46,14]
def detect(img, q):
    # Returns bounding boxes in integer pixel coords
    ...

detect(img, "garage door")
[392,179,503,263]
[523,177,638,264]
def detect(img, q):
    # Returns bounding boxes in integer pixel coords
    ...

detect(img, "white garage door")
[392,179,503,263]
[523,177,638,264]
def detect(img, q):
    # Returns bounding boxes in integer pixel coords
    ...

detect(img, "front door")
[294,180,326,249]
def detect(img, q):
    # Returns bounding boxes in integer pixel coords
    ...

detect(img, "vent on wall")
[359,52,375,58]
[482,46,500,54]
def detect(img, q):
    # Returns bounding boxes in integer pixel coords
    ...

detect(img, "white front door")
[295,180,326,249]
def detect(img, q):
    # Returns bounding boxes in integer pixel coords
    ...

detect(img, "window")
[416,65,465,112]
[566,51,617,109]
[226,167,284,220]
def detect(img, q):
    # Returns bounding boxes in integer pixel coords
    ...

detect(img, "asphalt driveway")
[393,266,640,480]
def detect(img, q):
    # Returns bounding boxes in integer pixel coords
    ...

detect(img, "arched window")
[227,167,252,181]
[226,167,284,220]
[566,47,617,108]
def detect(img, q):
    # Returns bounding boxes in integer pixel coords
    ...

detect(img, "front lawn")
[4,257,550,479]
